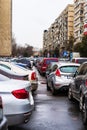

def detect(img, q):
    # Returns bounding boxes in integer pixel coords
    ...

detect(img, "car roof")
[54,62,80,67]
[72,57,87,59]
[43,57,58,59]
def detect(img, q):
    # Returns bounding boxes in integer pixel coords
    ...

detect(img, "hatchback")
[0,74,34,126]
[46,62,80,95]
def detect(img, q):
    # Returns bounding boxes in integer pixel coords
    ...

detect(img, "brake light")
[55,69,61,77]
[12,89,29,99]
[31,72,36,80]
[85,79,87,87]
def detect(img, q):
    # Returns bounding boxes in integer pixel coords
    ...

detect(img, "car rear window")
[60,66,79,73]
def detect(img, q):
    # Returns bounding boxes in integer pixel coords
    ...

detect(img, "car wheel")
[79,93,83,111]
[82,99,87,125]
[46,82,50,91]
[51,82,57,95]
[68,87,73,100]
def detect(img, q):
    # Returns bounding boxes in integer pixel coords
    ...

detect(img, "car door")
[47,64,58,88]
[73,64,85,100]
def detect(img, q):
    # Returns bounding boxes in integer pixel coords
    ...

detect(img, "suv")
[68,62,87,125]
[37,57,58,75]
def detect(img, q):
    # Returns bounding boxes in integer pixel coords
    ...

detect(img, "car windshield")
[60,66,79,73]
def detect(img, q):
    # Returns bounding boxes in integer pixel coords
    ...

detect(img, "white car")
[0,74,34,126]
[0,61,38,92]
[46,62,80,95]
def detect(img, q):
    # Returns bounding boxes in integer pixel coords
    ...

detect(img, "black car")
[68,61,87,125]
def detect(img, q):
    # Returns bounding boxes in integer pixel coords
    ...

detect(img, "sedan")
[0,74,34,126]
[46,62,80,95]
[68,61,87,125]
[0,61,38,92]
[0,65,29,80]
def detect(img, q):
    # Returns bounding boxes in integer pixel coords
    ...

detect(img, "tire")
[79,93,83,111]
[82,99,87,125]
[46,82,50,91]
[68,87,73,101]
[51,82,57,95]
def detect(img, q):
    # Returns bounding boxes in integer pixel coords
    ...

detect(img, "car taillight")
[31,72,36,80]
[85,79,87,87]
[55,69,61,77]
[12,89,29,99]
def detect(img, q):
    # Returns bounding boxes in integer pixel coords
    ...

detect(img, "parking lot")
[8,67,87,130]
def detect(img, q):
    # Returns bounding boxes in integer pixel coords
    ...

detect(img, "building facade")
[0,0,12,56]
[74,0,85,44]
[43,4,74,54]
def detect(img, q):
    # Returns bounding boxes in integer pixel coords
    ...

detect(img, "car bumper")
[54,82,70,91]
[6,105,34,126]
[0,116,8,130]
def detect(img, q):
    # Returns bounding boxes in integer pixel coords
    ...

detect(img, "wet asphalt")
[9,67,87,130]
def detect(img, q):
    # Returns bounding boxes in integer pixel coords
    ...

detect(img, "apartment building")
[74,0,85,44]
[84,0,87,35]
[57,4,74,48]
[0,0,12,56]
[43,4,74,53]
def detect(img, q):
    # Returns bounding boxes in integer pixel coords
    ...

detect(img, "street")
[8,67,87,130]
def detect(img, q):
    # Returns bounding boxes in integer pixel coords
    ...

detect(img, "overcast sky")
[12,0,73,49]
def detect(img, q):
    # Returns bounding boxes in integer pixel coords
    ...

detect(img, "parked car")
[0,96,8,130]
[0,74,34,126]
[0,65,29,81]
[68,61,87,125]
[12,58,32,69]
[37,57,58,75]
[46,62,80,95]
[0,61,38,92]
[15,62,29,69]
[71,57,87,64]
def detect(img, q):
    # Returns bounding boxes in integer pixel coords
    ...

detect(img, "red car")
[37,57,58,75]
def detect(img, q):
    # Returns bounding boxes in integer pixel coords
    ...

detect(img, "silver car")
[0,61,38,92]
[46,62,80,95]
[0,74,34,126]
